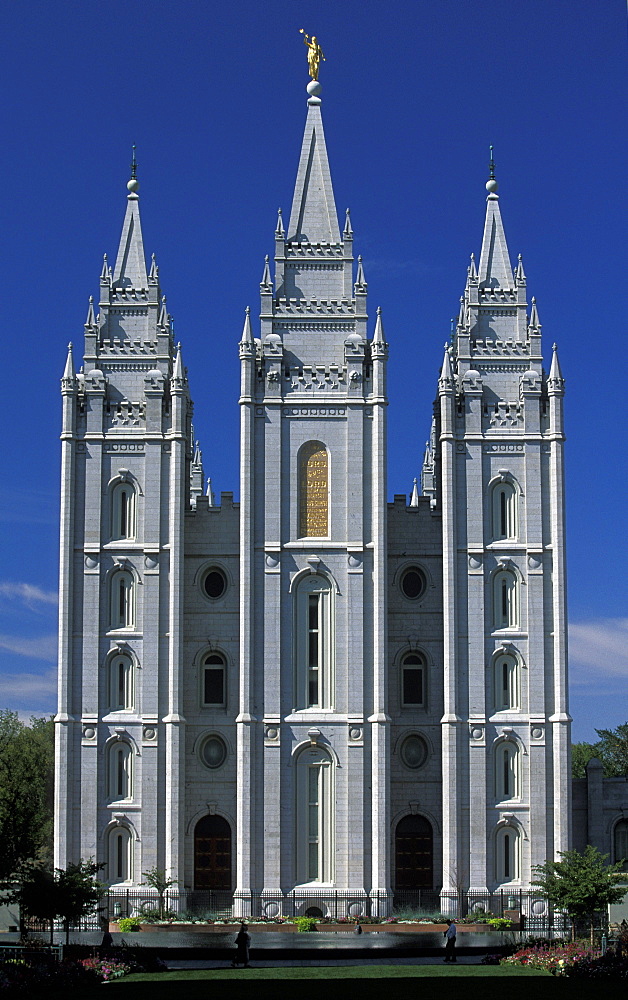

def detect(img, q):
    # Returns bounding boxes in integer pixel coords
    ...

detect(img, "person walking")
[231,922,251,968]
[443,918,457,962]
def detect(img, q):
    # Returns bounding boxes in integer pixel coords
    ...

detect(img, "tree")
[532,845,627,944]
[0,710,54,879]
[8,860,104,945]
[142,866,178,919]
[572,722,628,778]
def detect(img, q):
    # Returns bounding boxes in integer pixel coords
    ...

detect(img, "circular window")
[200,735,227,769]
[400,567,426,601]
[203,568,226,600]
[400,734,428,770]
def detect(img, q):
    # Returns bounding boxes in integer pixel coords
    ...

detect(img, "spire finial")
[127,145,139,195]
[486,145,498,195]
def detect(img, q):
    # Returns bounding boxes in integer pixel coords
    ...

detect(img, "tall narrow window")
[109,827,132,883]
[108,655,133,711]
[493,571,517,629]
[296,746,334,884]
[496,826,519,882]
[203,654,226,707]
[111,483,136,541]
[614,820,628,870]
[494,655,518,711]
[298,442,328,538]
[491,481,517,541]
[402,653,425,706]
[496,742,519,801]
[110,572,134,630]
[295,574,333,710]
[108,742,132,800]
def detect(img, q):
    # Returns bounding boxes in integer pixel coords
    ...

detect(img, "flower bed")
[502,942,600,975]
[109,919,512,934]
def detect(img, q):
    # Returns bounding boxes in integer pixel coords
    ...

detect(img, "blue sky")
[0,0,625,742]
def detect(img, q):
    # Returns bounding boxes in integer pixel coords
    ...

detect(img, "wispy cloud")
[0,582,58,608]
[0,666,57,707]
[0,633,58,662]
[569,618,628,686]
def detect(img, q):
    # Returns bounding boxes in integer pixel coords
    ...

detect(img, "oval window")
[200,736,227,769]
[400,734,428,770]
[203,569,226,600]
[400,568,426,601]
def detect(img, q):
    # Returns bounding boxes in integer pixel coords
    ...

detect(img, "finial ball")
[127,178,140,194]
[307,80,322,97]
[486,178,498,194]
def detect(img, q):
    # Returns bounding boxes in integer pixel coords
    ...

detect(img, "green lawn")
[114,966,549,981]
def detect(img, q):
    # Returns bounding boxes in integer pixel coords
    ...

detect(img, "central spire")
[287,82,340,244]
[113,148,148,290]
[477,150,513,291]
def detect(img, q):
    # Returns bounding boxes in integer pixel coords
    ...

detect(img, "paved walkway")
[165,956,482,969]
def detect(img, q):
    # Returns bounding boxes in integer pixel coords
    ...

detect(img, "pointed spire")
[100,253,110,283]
[355,255,367,289]
[548,343,564,383]
[149,253,159,282]
[529,296,541,330]
[372,306,386,344]
[439,343,454,385]
[275,207,285,237]
[516,253,526,282]
[344,208,353,237]
[287,91,340,243]
[260,255,272,288]
[193,440,202,466]
[206,477,214,506]
[410,478,419,507]
[468,252,477,280]
[240,305,253,345]
[112,152,148,290]
[62,342,75,381]
[457,296,465,329]
[172,342,185,381]
[478,148,513,290]
[85,295,96,328]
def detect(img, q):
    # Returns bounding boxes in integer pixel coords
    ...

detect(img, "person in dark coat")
[232,923,251,968]
[443,918,457,962]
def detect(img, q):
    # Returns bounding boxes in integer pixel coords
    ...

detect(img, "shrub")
[294,916,318,932]
[117,916,142,932]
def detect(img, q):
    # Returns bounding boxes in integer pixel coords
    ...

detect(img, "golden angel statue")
[299,30,325,81]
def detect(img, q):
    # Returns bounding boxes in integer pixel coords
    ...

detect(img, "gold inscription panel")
[299,442,328,537]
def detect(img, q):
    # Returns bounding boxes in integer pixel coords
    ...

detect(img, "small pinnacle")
[68,342,73,350]
[552,343,557,351]
[486,146,498,194]
[377,306,381,315]
[358,255,362,262]
[245,305,250,315]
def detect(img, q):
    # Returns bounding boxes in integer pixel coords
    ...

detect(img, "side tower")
[236,77,390,914]
[428,161,570,903]
[55,166,193,886]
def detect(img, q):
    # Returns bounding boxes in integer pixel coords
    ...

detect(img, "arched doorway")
[194,815,232,890]
[395,814,433,889]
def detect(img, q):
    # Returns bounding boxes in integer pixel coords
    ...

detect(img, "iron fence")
[19,886,574,934]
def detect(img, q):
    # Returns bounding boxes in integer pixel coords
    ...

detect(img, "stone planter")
[108,920,517,934]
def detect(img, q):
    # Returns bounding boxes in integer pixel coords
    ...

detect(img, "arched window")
[493,655,518,711]
[110,571,135,630]
[493,571,518,629]
[298,441,329,538]
[295,574,333,710]
[496,826,520,883]
[296,745,334,884]
[495,742,519,801]
[202,654,226,707]
[491,481,517,541]
[108,826,132,883]
[614,819,628,870]
[194,814,232,889]
[111,482,136,541]
[401,653,425,707]
[395,814,433,889]
[108,741,132,800]
[108,654,133,711]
